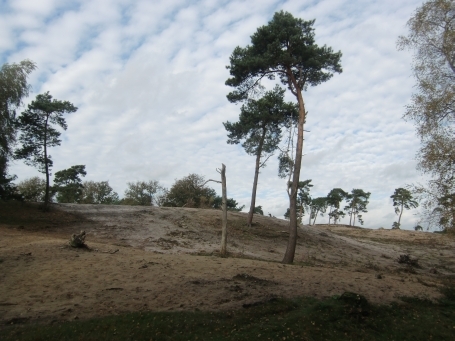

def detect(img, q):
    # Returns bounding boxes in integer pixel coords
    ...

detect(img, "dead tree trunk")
[220,164,228,257]
[202,164,228,257]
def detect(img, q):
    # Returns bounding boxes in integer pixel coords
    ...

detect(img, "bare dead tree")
[202,164,228,257]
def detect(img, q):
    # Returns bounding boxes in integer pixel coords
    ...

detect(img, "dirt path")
[0,204,454,326]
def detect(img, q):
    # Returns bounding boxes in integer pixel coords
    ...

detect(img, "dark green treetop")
[226,11,342,102]
[224,85,298,156]
[15,92,78,172]
[15,91,78,209]
[53,165,86,203]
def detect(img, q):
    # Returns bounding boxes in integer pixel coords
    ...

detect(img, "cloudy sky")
[2,0,428,229]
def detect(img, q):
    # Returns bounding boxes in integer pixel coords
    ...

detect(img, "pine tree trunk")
[283,81,305,264]
[397,202,404,227]
[247,129,266,227]
[220,164,228,257]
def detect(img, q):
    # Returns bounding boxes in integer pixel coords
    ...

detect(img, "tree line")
[15,170,245,211]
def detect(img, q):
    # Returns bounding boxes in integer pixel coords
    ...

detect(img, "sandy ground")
[0,203,454,326]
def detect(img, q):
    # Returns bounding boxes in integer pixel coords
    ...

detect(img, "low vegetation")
[3,287,455,340]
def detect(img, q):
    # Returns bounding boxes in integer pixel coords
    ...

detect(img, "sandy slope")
[0,203,454,326]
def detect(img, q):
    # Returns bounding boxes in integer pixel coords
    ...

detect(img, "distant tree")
[226,11,342,264]
[224,86,298,226]
[122,180,164,206]
[53,165,86,203]
[166,174,216,208]
[80,180,119,204]
[326,188,348,224]
[17,176,46,202]
[212,196,245,212]
[309,197,328,225]
[414,224,423,231]
[254,205,264,215]
[391,187,419,229]
[285,180,313,223]
[345,189,371,226]
[0,59,36,199]
[15,92,78,210]
[329,209,346,224]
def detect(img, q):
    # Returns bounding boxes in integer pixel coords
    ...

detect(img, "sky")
[1,0,429,229]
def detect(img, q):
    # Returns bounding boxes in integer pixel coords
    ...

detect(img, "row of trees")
[15,170,246,211]
[0,60,78,212]
[282,182,371,226]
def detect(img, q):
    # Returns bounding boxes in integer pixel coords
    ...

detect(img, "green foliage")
[398,0,455,231]
[285,180,313,222]
[4,287,455,341]
[15,92,78,173]
[254,205,264,215]
[345,189,371,226]
[212,196,245,211]
[14,92,78,208]
[53,165,86,203]
[165,174,216,208]
[329,209,346,224]
[391,187,419,227]
[17,176,46,202]
[121,180,164,206]
[224,85,298,157]
[80,181,119,204]
[0,59,36,199]
[392,221,401,229]
[225,11,342,102]
[309,197,328,225]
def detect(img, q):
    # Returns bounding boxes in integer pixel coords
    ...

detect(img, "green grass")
[3,287,455,341]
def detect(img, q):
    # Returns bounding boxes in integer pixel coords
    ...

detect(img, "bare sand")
[0,203,453,326]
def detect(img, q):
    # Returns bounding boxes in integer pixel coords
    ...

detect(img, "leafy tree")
[212,196,245,211]
[53,165,86,203]
[224,86,298,226]
[284,179,313,223]
[309,197,328,225]
[296,180,313,224]
[14,92,78,210]
[390,187,419,229]
[17,176,46,202]
[329,209,345,225]
[398,0,455,230]
[166,174,216,208]
[0,59,36,199]
[122,180,164,206]
[226,11,342,263]
[326,188,348,224]
[344,189,371,226]
[80,181,119,204]
[254,205,264,215]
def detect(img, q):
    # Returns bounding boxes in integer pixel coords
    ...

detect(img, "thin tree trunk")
[43,114,50,211]
[308,211,312,225]
[283,81,305,264]
[220,164,228,257]
[247,129,266,227]
[397,202,404,227]
[328,207,332,225]
[313,209,319,225]
[349,202,354,226]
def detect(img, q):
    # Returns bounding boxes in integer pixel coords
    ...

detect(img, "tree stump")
[70,230,86,248]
